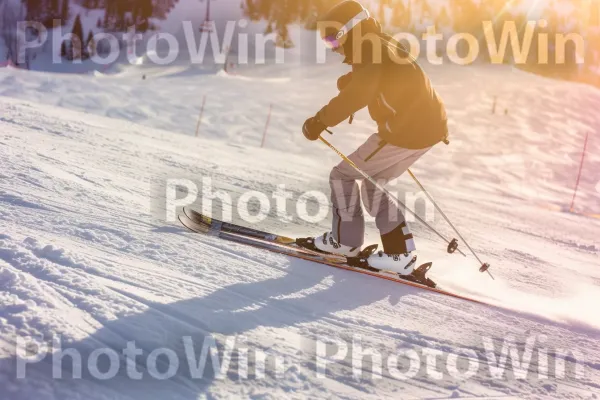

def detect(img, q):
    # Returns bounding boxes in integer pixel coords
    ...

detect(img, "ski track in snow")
[1,60,600,399]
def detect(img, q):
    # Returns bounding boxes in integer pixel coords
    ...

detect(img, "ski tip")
[183,207,213,225]
[178,214,210,234]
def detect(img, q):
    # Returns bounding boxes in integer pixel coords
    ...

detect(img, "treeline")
[18,0,178,61]
[96,0,177,31]
[21,0,70,26]
[240,0,540,47]
[242,0,600,74]
[2,0,176,65]
[241,0,340,48]
[21,0,177,31]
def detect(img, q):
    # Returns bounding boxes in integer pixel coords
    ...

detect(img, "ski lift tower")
[199,0,216,33]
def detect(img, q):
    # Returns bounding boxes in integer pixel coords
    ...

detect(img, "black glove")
[337,72,352,91]
[302,116,326,141]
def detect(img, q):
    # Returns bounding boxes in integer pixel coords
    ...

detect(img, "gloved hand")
[337,72,352,91]
[302,115,327,141]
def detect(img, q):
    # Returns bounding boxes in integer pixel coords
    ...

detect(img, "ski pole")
[407,169,494,280]
[318,135,468,258]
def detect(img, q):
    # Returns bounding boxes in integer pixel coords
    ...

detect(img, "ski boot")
[296,232,361,257]
[347,247,437,288]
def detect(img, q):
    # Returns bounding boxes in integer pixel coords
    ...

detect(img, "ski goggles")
[321,9,370,50]
[323,35,343,50]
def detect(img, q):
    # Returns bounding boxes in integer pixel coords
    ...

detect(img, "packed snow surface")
[1,58,600,399]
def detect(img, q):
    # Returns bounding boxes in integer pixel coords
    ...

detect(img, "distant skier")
[301,0,449,274]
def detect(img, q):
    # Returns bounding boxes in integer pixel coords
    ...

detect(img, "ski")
[179,207,485,304]
[182,207,298,245]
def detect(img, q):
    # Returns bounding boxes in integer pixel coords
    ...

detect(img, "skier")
[301,0,449,275]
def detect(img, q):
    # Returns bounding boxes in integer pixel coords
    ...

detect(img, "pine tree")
[242,0,260,21]
[61,0,70,24]
[302,0,320,30]
[132,0,153,32]
[23,0,41,21]
[50,0,60,20]
[115,0,127,30]
[435,6,451,30]
[405,0,414,31]
[275,22,293,48]
[103,1,111,29]
[418,0,433,24]
[391,0,411,31]
[71,14,84,60]
[449,0,481,33]
[61,40,67,58]
[378,0,388,27]
[87,31,96,57]
[277,0,295,48]
[238,0,341,39]
[96,37,105,56]
[265,21,274,35]
[297,0,312,22]
[258,0,273,21]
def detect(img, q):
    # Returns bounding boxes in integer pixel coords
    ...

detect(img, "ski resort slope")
[1,61,600,399]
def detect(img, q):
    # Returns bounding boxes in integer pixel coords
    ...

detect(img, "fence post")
[224,46,230,73]
[195,95,207,137]
[570,132,590,213]
[261,104,272,148]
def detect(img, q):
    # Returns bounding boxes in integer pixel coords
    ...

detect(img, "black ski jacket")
[317,33,448,150]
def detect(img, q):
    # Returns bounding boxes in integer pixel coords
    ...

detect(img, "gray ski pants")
[330,133,431,250]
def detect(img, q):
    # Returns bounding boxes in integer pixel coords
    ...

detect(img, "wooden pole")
[195,95,207,137]
[570,132,590,212]
[261,104,272,148]
[223,46,230,73]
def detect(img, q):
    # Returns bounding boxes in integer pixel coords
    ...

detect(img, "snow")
[1,50,600,398]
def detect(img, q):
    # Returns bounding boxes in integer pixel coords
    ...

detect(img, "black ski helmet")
[318,1,377,51]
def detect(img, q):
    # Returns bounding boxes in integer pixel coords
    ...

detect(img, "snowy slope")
[1,60,600,399]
